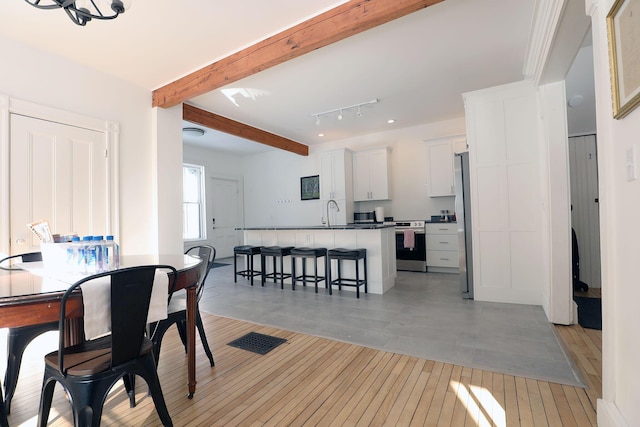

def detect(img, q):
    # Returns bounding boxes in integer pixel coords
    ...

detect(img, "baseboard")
[598,399,631,427]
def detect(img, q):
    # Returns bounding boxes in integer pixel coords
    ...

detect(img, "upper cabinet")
[427,135,466,197]
[353,147,391,201]
[319,149,354,225]
[320,148,353,201]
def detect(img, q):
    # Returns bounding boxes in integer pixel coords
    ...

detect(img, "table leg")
[186,285,197,398]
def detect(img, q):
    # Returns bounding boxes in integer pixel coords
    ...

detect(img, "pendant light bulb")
[315,115,321,126]
[338,110,343,120]
[356,106,362,118]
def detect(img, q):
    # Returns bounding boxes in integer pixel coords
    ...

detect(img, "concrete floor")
[199,258,584,387]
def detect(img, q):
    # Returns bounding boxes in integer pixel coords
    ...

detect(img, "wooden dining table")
[0,254,203,399]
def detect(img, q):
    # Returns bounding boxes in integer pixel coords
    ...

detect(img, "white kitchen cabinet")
[353,147,391,201]
[425,223,459,273]
[427,135,466,197]
[319,148,353,225]
[320,148,352,200]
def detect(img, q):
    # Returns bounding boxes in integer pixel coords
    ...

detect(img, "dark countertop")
[236,224,395,231]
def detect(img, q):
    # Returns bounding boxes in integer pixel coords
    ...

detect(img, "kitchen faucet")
[326,199,340,227]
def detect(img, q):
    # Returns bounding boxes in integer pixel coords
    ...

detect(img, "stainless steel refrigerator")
[454,152,474,299]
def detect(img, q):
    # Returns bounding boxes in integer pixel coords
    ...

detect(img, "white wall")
[0,34,157,255]
[566,44,597,136]
[589,1,640,426]
[243,149,323,227]
[219,117,467,227]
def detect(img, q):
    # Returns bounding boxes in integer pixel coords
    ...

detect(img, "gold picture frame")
[607,0,640,119]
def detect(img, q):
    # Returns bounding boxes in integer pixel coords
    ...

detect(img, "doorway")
[209,176,243,258]
[569,134,601,291]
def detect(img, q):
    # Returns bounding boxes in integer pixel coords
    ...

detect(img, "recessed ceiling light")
[387,119,395,124]
[318,133,324,137]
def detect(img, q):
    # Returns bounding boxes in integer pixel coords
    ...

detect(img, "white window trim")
[183,163,206,242]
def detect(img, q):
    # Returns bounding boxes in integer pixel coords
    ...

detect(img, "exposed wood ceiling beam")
[154,0,444,108]
[165,0,444,156]
[183,104,309,156]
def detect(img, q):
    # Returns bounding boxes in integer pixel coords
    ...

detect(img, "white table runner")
[15,262,168,339]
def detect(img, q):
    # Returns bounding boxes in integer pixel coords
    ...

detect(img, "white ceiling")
[1,0,544,155]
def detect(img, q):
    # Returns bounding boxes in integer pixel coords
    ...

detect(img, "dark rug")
[227,332,287,355]
[211,262,229,269]
[573,296,602,330]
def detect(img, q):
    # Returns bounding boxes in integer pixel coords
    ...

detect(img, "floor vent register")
[227,332,287,355]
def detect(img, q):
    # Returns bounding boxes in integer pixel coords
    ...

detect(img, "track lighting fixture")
[311,99,378,124]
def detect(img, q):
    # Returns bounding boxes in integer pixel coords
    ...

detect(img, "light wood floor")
[6,313,601,426]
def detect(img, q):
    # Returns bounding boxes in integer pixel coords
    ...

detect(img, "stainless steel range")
[394,220,427,272]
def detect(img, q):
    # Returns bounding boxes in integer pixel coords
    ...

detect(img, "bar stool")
[327,248,367,298]
[233,245,262,284]
[261,246,294,288]
[290,247,328,293]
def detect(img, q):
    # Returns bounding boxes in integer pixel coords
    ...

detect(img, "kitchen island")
[238,224,396,294]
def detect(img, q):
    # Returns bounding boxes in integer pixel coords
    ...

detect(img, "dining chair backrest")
[56,264,177,372]
[184,245,216,302]
[0,251,43,270]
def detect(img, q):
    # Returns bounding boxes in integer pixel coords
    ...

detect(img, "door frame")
[0,94,120,255]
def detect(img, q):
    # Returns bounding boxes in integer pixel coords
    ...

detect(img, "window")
[183,164,206,240]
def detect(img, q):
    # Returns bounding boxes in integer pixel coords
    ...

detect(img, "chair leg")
[37,376,57,427]
[66,378,111,427]
[291,257,296,290]
[137,356,173,427]
[123,374,137,408]
[356,259,360,299]
[5,322,58,414]
[150,319,174,366]
[364,256,368,294]
[195,311,215,367]
[176,321,188,350]
[0,386,8,427]
[249,254,255,286]
[313,257,319,293]
[279,255,285,289]
[233,253,238,283]
[327,258,332,295]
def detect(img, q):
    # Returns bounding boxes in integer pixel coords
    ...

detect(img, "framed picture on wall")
[607,0,640,119]
[300,175,320,200]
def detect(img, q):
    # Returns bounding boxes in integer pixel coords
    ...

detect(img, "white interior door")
[210,177,242,259]
[10,114,108,254]
[569,134,601,289]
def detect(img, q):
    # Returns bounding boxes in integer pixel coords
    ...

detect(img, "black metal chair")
[0,252,59,415]
[37,265,176,427]
[148,245,216,368]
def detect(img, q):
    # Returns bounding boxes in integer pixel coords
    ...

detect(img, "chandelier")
[24,0,131,26]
